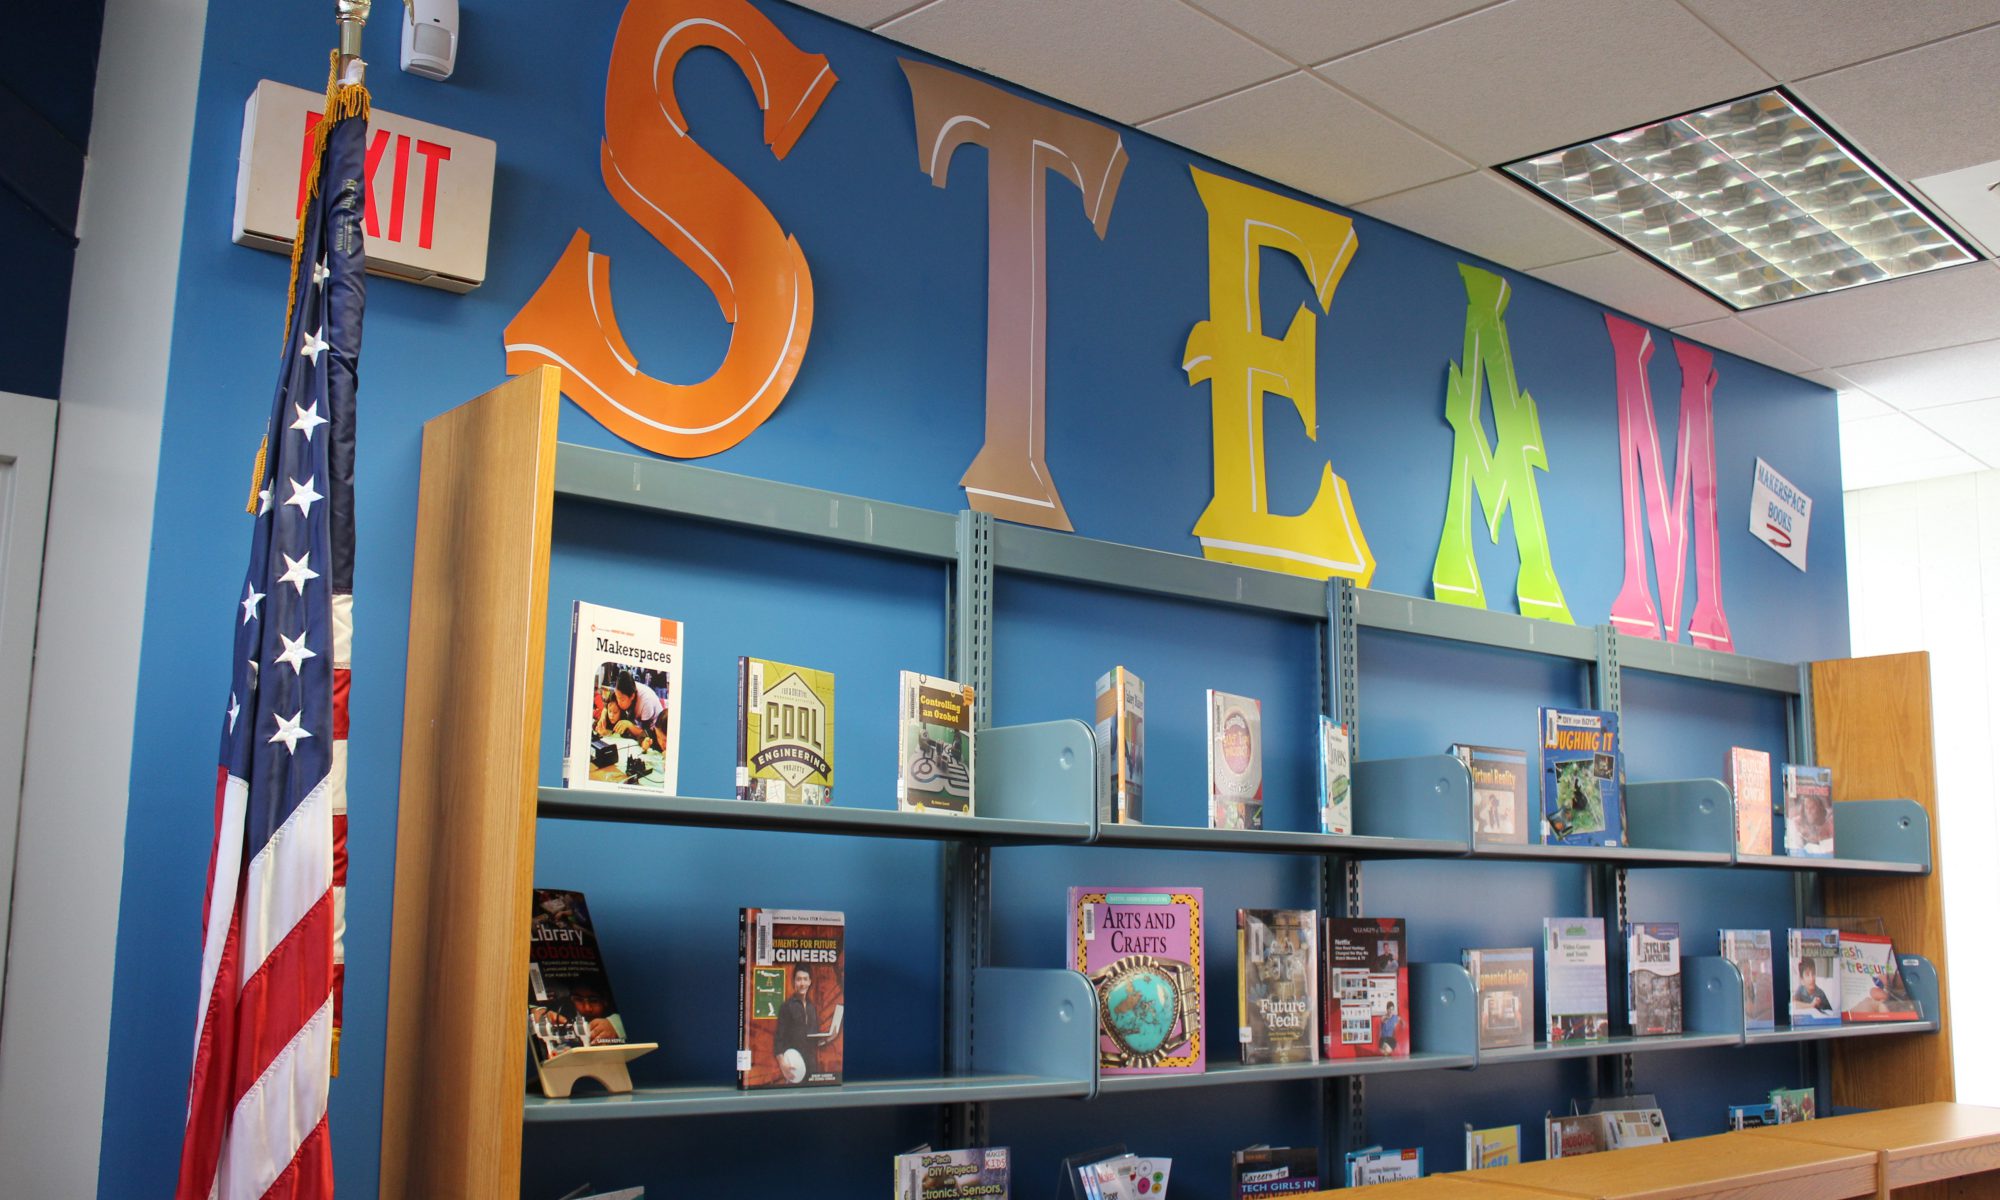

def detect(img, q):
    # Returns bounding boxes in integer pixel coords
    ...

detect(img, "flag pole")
[336,0,372,84]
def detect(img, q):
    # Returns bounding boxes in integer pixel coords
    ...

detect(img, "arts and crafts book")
[1238,909,1318,1064]
[1207,690,1263,830]
[1318,717,1351,836]
[897,671,975,815]
[1782,763,1835,856]
[1231,1146,1318,1197]
[1787,928,1842,1028]
[893,1147,1010,1199]
[1069,888,1204,1075]
[527,889,627,1065]
[1727,747,1773,855]
[1721,929,1777,1031]
[1453,744,1530,846]
[564,602,683,793]
[1544,918,1610,1043]
[737,907,845,1089]
[1344,1147,1422,1186]
[1537,707,1622,846]
[1546,1114,1613,1159]
[1465,1125,1520,1170]
[1839,932,1921,1022]
[1322,917,1408,1060]
[1464,946,1534,1050]
[1094,667,1144,825]
[1625,922,1682,1036]
[737,657,835,805]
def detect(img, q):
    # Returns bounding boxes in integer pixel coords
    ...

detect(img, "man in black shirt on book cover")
[775,965,818,1084]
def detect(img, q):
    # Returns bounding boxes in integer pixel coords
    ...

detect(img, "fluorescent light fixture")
[1502,90,1977,309]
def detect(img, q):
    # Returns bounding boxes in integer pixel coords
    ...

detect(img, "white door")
[0,392,56,1001]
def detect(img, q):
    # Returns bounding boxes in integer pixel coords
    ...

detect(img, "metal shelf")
[1745,954,1941,1045]
[1735,800,1932,874]
[1090,824,1464,856]
[1735,854,1927,875]
[1468,843,1733,867]
[1095,1051,1478,1094]
[524,1072,1085,1122]
[1479,1032,1745,1064]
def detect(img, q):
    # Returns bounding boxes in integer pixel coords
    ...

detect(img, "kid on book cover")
[1839,932,1921,1021]
[1537,707,1621,847]
[737,658,835,805]
[898,671,974,815]
[1782,764,1835,856]
[527,889,627,1063]
[1787,928,1841,1027]
[738,908,845,1088]
[565,602,683,793]
[1322,917,1408,1059]
[1238,909,1318,1064]
[1068,887,1204,1075]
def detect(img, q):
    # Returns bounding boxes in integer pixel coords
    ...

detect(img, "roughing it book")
[1771,1086,1816,1123]
[1238,909,1318,1064]
[1344,1147,1421,1186]
[527,890,627,1065]
[1544,917,1610,1043]
[897,671,975,815]
[1094,667,1145,825]
[564,602,683,793]
[1318,717,1352,836]
[737,907,845,1089]
[737,657,835,805]
[1721,929,1777,1031]
[1207,690,1264,830]
[1464,946,1534,1050]
[893,1146,1010,1199]
[1625,922,1682,1036]
[1546,1113,1613,1159]
[1322,917,1408,1059]
[1787,928,1841,1028]
[1465,1125,1520,1170]
[1453,744,1530,846]
[1727,747,1772,855]
[1839,932,1921,1021]
[1069,888,1204,1075]
[1537,707,1621,846]
[1231,1146,1318,1197]
[1782,764,1835,857]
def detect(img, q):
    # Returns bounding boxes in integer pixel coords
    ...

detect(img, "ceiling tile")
[1738,263,2000,367]
[1792,24,2000,179]
[1915,396,2000,464]
[1355,170,1613,270]
[1183,0,1500,66]
[1838,389,1894,421]
[1840,412,1985,489]
[1836,338,2000,410]
[1844,451,1987,491]
[1678,0,2000,80]
[1527,250,1731,329]
[1314,0,1771,165]
[1141,73,1470,206]
[877,0,1291,124]
[1670,317,1818,374]
[786,0,929,27]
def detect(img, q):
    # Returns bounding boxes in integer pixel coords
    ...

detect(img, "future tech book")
[1068,887,1203,1076]
[897,671,974,815]
[1537,707,1621,847]
[1237,909,1318,1065]
[737,907,845,1089]
[564,602,683,794]
[736,656,834,805]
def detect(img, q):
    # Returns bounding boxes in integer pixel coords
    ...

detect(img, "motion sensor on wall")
[401,0,458,80]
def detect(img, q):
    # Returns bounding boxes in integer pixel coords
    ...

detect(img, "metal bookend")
[1684,955,1748,1041]
[1624,779,1735,856]
[1408,962,1479,1062]
[1832,800,1933,871]
[1353,755,1474,847]
[970,967,1099,1099]
[978,720,1096,828]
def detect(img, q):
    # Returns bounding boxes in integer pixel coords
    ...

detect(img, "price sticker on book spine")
[736,1049,751,1072]
[1239,1025,1252,1043]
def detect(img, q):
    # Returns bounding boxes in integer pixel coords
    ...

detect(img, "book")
[737,907,845,1089]
[1605,1108,1671,1147]
[1839,931,1921,1021]
[1207,690,1264,830]
[1093,667,1145,825]
[527,890,627,1066]
[1231,1146,1318,1197]
[1544,917,1610,1043]
[1318,717,1352,836]
[564,602,683,793]
[1729,1102,1780,1129]
[1453,744,1530,846]
[1721,929,1777,1031]
[1238,909,1318,1064]
[1781,764,1835,856]
[1345,1147,1422,1186]
[897,671,975,815]
[1465,1125,1520,1170]
[1625,922,1682,1036]
[1787,928,1842,1028]
[1537,707,1622,846]
[1464,946,1534,1050]
[1771,1086,1816,1123]
[1076,1154,1170,1199]
[1322,917,1408,1059]
[1546,1113,1613,1159]
[736,657,835,805]
[1069,888,1204,1075]
[1727,747,1772,855]
[894,1147,1010,1199]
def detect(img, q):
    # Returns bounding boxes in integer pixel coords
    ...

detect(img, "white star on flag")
[300,328,329,366]
[278,551,319,595]
[275,630,317,674]
[268,710,312,754]
[241,583,265,625]
[258,487,272,515]
[312,259,329,287]
[227,692,240,733]
[285,476,323,519]
[291,401,328,441]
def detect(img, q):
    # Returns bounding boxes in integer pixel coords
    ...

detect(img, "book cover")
[527,890,627,1064]
[1730,1102,1780,1129]
[737,657,835,805]
[897,671,975,815]
[1605,1108,1670,1147]
[1093,667,1145,825]
[1453,744,1530,846]
[1068,888,1204,1075]
[1781,764,1835,856]
[1463,946,1534,1050]
[1544,917,1610,1043]
[1787,928,1842,1028]
[1231,1146,1318,1197]
[564,602,683,793]
[1238,909,1318,1064]
[1318,717,1352,836]
[1545,1114,1613,1159]
[1839,932,1921,1022]
[1727,747,1772,855]
[1465,1125,1520,1170]
[1626,922,1682,1036]
[1322,917,1408,1060]
[1344,1147,1422,1186]
[1721,929,1777,1031]
[1771,1086,1816,1123]
[1537,707,1622,847]
[737,907,844,1089]
[893,1147,1010,1199]
[1207,690,1264,830]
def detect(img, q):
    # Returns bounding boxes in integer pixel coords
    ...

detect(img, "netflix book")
[738,907,845,1089]
[527,889,627,1064]
[1068,887,1204,1076]
[1322,917,1408,1060]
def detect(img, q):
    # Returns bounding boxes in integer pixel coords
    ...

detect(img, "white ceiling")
[797,0,2000,493]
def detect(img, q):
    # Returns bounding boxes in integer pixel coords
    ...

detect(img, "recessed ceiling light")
[1501,90,1979,310]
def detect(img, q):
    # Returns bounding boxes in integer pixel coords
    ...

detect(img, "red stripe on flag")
[261,1113,335,1200]
[332,813,347,888]
[230,890,336,1103]
[330,667,350,740]
[176,897,245,1200]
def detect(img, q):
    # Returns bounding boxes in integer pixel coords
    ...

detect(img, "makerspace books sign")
[1750,458,1812,572]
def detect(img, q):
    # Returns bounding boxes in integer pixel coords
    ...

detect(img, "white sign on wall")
[233,79,496,293]
[1750,457,1812,571]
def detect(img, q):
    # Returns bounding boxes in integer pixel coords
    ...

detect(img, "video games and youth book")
[737,656,835,805]
[1721,929,1777,1031]
[1094,666,1144,825]
[1452,744,1529,846]
[1207,690,1263,830]
[1464,947,1534,1050]
[893,1146,1010,1199]
[527,889,628,1067]
[1545,917,1610,1043]
[898,671,975,815]
[1232,1146,1318,1197]
[1839,931,1920,1022]
[1069,888,1204,1075]
[564,602,683,793]
[1727,746,1772,855]
[1319,717,1351,836]
[1465,1125,1520,1170]
[1788,928,1841,1028]
[1238,909,1318,1064]
[737,907,845,1089]
[1322,917,1408,1060]
[1345,1146,1421,1185]
[1783,764,1835,857]
[1538,707,1621,847]
[1626,922,1682,1036]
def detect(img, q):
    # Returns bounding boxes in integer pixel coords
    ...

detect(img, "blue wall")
[102,1,1849,1196]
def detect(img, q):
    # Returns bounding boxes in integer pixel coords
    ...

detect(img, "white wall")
[1845,472,2000,1105]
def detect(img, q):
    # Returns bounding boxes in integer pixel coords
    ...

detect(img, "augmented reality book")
[897,671,974,815]
[1839,932,1920,1022]
[1238,909,1318,1064]
[1344,1146,1421,1186]
[1537,707,1621,846]
[1782,764,1835,857]
[1787,928,1842,1028]
[1544,917,1610,1043]
[1069,888,1204,1076]
[1207,690,1263,830]
[1322,917,1408,1060]
[1465,1125,1520,1170]
[1231,1146,1318,1197]
[1545,1113,1612,1159]
[1464,946,1534,1050]
[564,602,683,793]
[737,657,834,805]
[1453,744,1530,846]
[737,907,845,1089]
[1094,667,1145,825]
[1721,929,1776,1031]
[527,889,627,1066]
[1727,747,1772,856]
[1626,922,1682,1036]
[893,1146,1010,1199]
[1319,718,1352,836]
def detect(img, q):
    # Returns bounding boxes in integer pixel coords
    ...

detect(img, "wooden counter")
[1445,1131,1877,1199]
[1746,1102,2000,1196]
[1300,1174,1568,1198]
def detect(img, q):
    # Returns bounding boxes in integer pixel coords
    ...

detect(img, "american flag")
[177,63,365,1200]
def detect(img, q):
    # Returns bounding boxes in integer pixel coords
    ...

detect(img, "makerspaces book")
[1782,764,1835,856]
[1544,917,1610,1043]
[1238,909,1318,1064]
[1787,928,1842,1028]
[1094,666,1144,825]
[897,671,975,815]
[1318,717,1351,836]
[1345,1147,1421,1186]
[1839,932,1921,1022]
[1727,746,1772,855]
[527,889,627,1066]
[1465,1125,1520,1170]
[1626,922,1683,1036]
[564,602,683,793]
[737,907,845,1089]
[737,657,835,805]
[893,1146,1010,1199]
[1322,917,1408,1060]
[1231,1146,1318,1197]
[1464,946,1534,1050]
[1069,888,1204,1076]
[1207,690,1264,830]
[1537,707,1622,846]
[1721,929,1777,1031]
[1452,744,1530,846]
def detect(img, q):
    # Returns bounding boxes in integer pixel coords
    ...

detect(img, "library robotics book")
[1465,1125,1520,1170]
[1721,929,1777,1031]
[564,602,683,794]
[1238,909,1319,1064]
[1839,932,1921,1022]
[1782,764,1835,857]
[1318,718,1351,835]
[1787,928,1842,1029]
[1322,917,1408,1060]
[1452,744,1530,846]
[1094,666,1144,825]
[1626,922,1683,1036]
[893,1146,1010,1199]
[738,907,845,1089]
[1727,747,1773,856]
[1464,946,1534,1050]
[1207,690,1264,830]
[1537,707,1621,847]
[898,671,975,815]
[527,889,628,1068]
[1068,887,1204,1075]
[1544,917,1610,1043]
[1231,1146,1318,1197]
[737,657,835,805]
